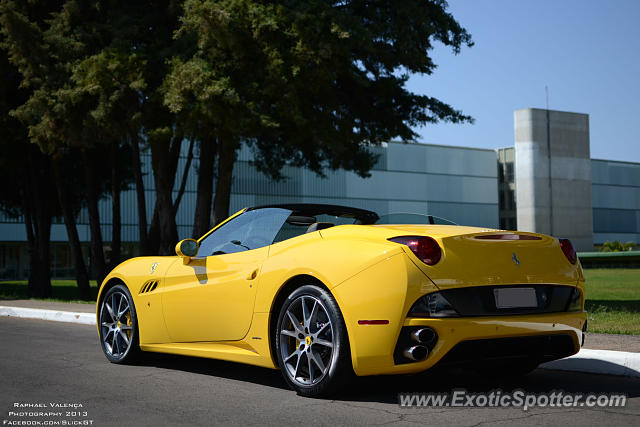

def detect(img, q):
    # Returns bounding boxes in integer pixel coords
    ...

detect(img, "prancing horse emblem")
[511,252,520,266]
[150,262,159,274]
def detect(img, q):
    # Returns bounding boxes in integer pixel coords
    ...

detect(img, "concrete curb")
[2,305,639,378]
[541,348,640,378]
[0,305,95,326]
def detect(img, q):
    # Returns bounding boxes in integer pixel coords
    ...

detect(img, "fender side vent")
[139,280,159,294]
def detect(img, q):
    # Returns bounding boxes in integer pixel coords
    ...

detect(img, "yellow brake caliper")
[125,313,132,340]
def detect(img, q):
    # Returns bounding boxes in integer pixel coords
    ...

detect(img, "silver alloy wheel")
[100,290,133,358]
[279,295,334,385]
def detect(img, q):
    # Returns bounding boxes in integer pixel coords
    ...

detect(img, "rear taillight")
[559,238,577,264]
[388,236,441,265]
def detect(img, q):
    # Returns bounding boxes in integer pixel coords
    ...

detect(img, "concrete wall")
[514,108,593,251]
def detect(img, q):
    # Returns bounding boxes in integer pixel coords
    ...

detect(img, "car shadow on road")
[134,352,640,403]
[138,352,288,390]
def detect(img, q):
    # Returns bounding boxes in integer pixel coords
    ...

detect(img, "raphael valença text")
[13,403,84,408]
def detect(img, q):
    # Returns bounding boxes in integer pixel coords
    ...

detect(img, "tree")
[0,0,63,298]
[0,0,108,292]
[60,1,164,256]
[4,0,187,272]
[0,26,93,298]
[0,0,140,293]
[0,63,56,297]
[89,0,194,257]
[71,48,146,266]
[163,57,218,237]
[166,0,473,227]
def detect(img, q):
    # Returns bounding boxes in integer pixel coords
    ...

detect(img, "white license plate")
[494,288,537,309]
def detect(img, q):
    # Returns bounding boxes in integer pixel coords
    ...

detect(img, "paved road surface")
[1,317,638,426]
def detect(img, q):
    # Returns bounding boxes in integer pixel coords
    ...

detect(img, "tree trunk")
[22,180,36,289]
[22,162,40,296]
[193,137,216,237]
[52,155,91,300]
[81,148,107,285]
[34,209,52,298]
[23,210,42,295]
[150,137,180,255]
[130,133,149,255]
[110,140,122,268]
[174,137,194,217]
[212,135,237,226]
[147,204,160,254]
[24,147,52,298]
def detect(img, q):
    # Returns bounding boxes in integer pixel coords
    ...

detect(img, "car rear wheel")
[275,285,351,397]
[99,284,140,364]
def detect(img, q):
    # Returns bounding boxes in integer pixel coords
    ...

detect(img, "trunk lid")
[374,225,581,289]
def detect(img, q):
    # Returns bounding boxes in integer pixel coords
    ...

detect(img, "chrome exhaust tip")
[403,345,429,361]
[411,327,436,344]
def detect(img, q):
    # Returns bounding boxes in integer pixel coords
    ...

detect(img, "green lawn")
[0,280,99,304]
[583,268,640,335]
[1,269,638,334]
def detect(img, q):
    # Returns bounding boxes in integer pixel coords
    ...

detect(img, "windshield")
[198,208,292,256]
[375,213,457,226]
[197,206,370,256]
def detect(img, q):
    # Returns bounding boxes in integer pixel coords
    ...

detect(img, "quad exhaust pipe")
[410,328,436,344]
[403,327,436,361]
[398,327,436,362]
[403,345,429,361]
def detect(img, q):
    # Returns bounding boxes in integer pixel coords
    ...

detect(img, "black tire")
[98,284,141,364]
[275,285,352,397]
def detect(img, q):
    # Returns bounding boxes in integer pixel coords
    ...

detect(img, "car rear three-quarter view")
[96,204,587,398]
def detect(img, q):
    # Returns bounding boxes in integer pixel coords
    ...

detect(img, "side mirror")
[175,239,199,264]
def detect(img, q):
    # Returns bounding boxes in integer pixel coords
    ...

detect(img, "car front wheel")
[99,284,140,364]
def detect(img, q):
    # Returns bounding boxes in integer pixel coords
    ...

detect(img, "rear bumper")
[352,311,586,376]
[330,250,586,376]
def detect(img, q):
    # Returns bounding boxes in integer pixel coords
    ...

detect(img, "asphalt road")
[1,318,638,426]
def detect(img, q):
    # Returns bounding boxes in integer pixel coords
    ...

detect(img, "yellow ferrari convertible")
[97,204,587,397]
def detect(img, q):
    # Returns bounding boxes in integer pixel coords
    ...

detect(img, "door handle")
[247,269,258,280]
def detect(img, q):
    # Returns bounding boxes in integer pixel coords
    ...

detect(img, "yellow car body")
[97,205,586,380]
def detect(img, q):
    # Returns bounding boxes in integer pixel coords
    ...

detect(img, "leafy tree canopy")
[165,0,473,180]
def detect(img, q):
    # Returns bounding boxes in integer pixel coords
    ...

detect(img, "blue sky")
[407,0,640,162]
